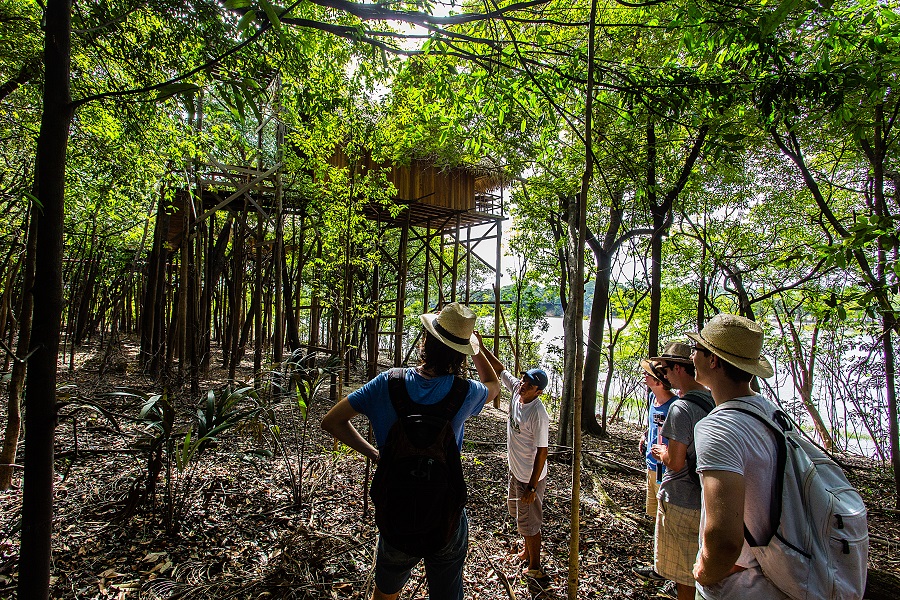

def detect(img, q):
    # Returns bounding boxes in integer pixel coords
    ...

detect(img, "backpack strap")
[712,399,788,548]
[680,392,714,484]
[387,368,469,421]
[680,390,714,414]
[387,368,415,417]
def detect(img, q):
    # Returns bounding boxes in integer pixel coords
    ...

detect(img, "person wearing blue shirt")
[322,302,500,600]
[633,357,676,591]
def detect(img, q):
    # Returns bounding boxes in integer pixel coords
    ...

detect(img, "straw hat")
[686,313,774,378]
[640,358,671,389]
[420,302,480,355]
[651,341,693,365]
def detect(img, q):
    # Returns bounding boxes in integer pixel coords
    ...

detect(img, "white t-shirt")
[502,370,550,483]
[694,394,788,599]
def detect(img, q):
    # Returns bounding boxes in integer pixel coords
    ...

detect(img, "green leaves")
[259,0,281,31]
[236,10,258,34]
[155,83,200,101]
[760,0,804,37]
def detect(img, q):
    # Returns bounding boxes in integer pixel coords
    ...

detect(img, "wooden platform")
[170,153,506,234]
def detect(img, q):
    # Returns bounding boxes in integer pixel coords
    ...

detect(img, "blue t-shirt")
[645,393,674,470]
[347,368,489,450]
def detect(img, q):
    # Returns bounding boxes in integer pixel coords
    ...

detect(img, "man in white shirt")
[687,313,788,599]
[476,333,551,580]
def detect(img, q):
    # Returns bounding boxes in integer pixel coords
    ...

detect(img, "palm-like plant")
[266,350,340,507]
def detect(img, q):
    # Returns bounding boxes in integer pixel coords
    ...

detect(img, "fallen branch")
[587,471,650,534]
[868,533,900,547]
[478,545,517,600]
[583,450,644,476]
[865,567,900,600]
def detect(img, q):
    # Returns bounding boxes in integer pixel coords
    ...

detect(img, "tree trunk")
[778,313,834,450]
[581,197,639,436]
[282,258,300,351]
[646,121,663,359]
[882,318,899,508]
[0,209,37,490]
[20,0,72,597]
[227,215,245,380]
[567,3,595,596]
[253,218,263,378]
[581,238,611,436]
[200,213,232,371]
[141,193,170,375]
[74,219,99,345]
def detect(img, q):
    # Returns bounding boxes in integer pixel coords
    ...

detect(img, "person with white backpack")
[687,313,868,600]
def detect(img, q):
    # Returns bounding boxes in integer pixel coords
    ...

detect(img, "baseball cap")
[521,368,549,390]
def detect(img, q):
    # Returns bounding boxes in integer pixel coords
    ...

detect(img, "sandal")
[523,568,550,581]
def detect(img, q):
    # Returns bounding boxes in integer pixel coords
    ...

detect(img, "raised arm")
[472,331,500,405]
[476,330,506,375]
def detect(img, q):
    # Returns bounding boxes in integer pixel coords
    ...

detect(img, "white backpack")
[714,400,869,600]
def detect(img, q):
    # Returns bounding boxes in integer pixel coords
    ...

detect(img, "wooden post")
[465,225,471,304]
[254,215,263,378]
[493,217,502,408]
[178,195,190,382]
[394,218,409,366]
[273,89,285,362]
[367,259,380,379]
[423,223,430,314]
[439,228,446,306]
[451,215,460,302]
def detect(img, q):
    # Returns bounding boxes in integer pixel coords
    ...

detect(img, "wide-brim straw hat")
[639,358,671,389]
[420,302,480,355]
[686,313,774,379]
[651,341,694,365]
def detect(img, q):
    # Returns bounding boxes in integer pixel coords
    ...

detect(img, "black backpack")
[369,368,469,556]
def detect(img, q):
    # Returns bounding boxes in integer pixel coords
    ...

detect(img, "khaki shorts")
[508,474,546,537]
[654,500,701,587]
[645,470,661,517]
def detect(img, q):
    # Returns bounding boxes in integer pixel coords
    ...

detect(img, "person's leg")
[645,470,660,517]
[373,534,419,600]
[519,478,546,574]
[508,474,529,563]
[423,511,469,600]
[653,501,699,597]
[372,587,400,600]
[524,531,541,571]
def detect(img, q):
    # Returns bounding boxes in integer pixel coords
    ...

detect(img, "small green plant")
[265,349,340,507]
[108,384,264,536]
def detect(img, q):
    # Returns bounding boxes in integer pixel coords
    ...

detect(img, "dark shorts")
[374,510,468,600]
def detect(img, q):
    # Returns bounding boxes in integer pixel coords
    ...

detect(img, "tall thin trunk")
[227,216,245,380]
[253,217,263,377]
[567,1,595,596]
[0,209,37,490]
[646,121,663,359]
[864,102,899,505]
[20,0,72,597]
[884,319,899,508]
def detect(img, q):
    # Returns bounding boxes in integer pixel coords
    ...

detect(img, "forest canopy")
[1,0,899,597]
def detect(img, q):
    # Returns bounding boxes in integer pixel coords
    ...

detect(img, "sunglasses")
[690,345,711,356]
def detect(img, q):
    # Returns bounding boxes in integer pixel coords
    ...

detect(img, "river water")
[532,316,881,458]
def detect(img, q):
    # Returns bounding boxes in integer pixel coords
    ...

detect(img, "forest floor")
[0,337,897,600]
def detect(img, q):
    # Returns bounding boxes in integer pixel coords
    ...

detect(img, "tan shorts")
[508,474,546,537]
[654,500,701,587]
[645,470,660,517]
